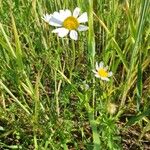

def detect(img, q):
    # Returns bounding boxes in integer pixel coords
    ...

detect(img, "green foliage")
[0,0,150,149]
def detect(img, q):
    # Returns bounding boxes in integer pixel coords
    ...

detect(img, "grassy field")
[0,0,150,149]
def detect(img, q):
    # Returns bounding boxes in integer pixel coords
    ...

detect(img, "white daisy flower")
[93,61,113,81]
[42,7,88,40]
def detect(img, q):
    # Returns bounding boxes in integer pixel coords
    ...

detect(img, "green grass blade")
[88,0,100,149]
[93,13,129,71]
[0,23,16,58]
[0,80,30,115]
[126,109,150,126]
[129,0,150,74]
[11,13,24,71]
[124,0,136,38]
[121,0,150,107]
[136,59,142,111]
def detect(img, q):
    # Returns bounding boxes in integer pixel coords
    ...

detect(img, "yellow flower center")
[98,68,108,77]
[63,16,79,30]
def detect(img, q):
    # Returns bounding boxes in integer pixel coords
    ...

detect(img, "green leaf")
[126,109,150,126]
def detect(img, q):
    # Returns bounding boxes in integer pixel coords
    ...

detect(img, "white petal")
[99,61,104,68]
[64,9,72,19]
[58,9,72,21]
[59,10,65,15]
[52,11,63,21]
[101,77,109,81]
[43,13,63,26]
[95,74,101,78]
[49,16,62,27]
[52,28,69,37]
[108,71,113,77]
[65,9,72,16]
[73,7,80,18]
[58,10,66,21]
[104,66,108,71]
[92,70,97,74]
[69,30,78,40]
[77,12,88,23]
[42,14,52,23]
[77,25,88,31]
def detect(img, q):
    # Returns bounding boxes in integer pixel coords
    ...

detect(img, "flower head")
[42,7,88,40]
[93,61,113,81]
[107,103,117,115]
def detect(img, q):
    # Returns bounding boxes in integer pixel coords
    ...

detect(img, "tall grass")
[0,0,150,149]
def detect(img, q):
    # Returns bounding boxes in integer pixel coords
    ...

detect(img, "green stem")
[88,0,100,149]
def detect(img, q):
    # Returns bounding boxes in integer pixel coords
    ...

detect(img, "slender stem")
[34,133,38,149]
[88,0,95,109]
[71,40,76,80]
[54,70,59,117]
[88,0,100,149]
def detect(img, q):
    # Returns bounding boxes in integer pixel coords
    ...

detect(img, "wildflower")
[107,103,117,115]
[93,61,113,81]
[42,7,88,40]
